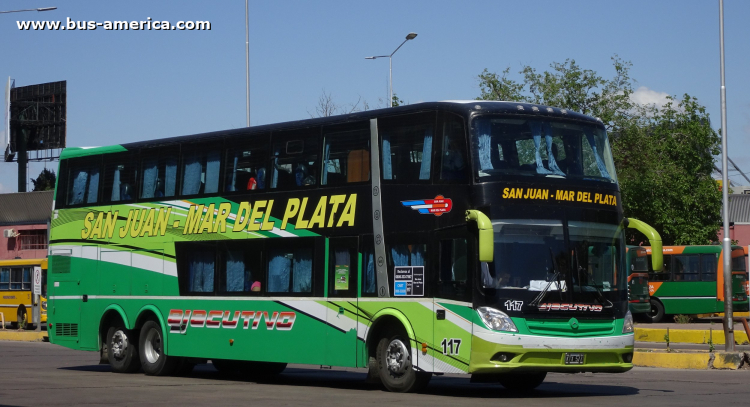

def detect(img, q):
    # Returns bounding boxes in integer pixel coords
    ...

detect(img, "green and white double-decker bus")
[48,101,634,392]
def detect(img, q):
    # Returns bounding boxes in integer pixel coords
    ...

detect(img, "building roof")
[0,191,54,226]
[729,194,750,224]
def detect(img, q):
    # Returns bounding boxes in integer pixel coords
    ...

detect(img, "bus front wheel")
[376,329,431,393]
[649,299,665,323]
[139,320,179,376]
[106,326,141,373]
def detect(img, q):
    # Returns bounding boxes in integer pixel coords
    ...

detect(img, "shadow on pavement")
[57,363,642,398]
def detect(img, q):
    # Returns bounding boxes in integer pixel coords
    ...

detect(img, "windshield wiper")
[529,248,564,308]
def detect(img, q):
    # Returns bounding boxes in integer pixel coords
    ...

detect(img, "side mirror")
[627,218,663,272]
[466,210,494,262]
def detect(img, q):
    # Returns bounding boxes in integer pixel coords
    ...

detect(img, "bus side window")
[701,254,718,282]
[220,242,263,294]
[649,254,672,281]
[185,248,216,293]
[440,114,468,181]
[328,240,359,298]
[322,126,370,185]
[225,139,268,192]
[0,267,9,290]
[103,156,135,202]
[361,236,377,297]
[267,244,313,294]
[270,129,320,189]
[67,159,101,206]
[181,146,221,196]
[379,112,436,183]
[438,239,470,301]
[673,255,699,281]
[387,242,427,297]
[141,150,178,199]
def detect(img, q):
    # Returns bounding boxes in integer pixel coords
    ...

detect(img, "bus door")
[433,236,473,374]
[48,247,82,344]
[325,237,360,367]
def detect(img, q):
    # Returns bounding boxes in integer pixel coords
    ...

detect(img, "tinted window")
[267,246,313,294]
[379,113,436,182]
[271,129,320,189]
[67,160,100,206]
[322,127,370,185]
[649,254,671,281]
[225,139,268,192]
[673,255,700,281]
[438,239,470,301]
[440,114,468,181]
[701,253,718,282]
[103,156,136,203]
[329,239,359,297]
[181,146,221,196]
[141,149,178,199]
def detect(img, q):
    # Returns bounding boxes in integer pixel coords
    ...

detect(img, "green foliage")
[391,94,404,107]
[476,58,722,245]
[31,168,56,191]
[673,314,693,324]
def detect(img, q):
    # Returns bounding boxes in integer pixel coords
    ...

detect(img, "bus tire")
[139,320,178,376]
[648,299,665,323]
[376,328,431,393]
[498,372,546,391]
[106,326,141,373]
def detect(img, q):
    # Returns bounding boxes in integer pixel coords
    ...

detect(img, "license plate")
[564,353,585,365]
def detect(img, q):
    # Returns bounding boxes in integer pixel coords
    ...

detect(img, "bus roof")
[59,101,604,160]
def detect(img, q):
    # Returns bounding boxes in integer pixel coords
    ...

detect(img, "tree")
[477,58,722,245]
[308,89,365,118]
[31,168,56,191]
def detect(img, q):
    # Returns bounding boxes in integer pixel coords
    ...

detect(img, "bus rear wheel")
[107,326,141,373]
[376,329,431,393]
[139,320,179,376]
[648,299,665,323]
[498,372,546,391]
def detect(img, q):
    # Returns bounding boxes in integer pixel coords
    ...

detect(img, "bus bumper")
[469,330,634,374]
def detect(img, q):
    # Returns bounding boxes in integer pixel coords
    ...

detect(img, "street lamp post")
[366,32,418,107]
[245,0,250,127]
[0,7,56,14]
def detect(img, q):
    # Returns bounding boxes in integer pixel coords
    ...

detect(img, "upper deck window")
[471,116,617,183]
[141,150,179,199]
[378,113,435,183]
[225,138,268,192]
[270,129,320,189]
[67,161,100,206]
[181,147,221,196]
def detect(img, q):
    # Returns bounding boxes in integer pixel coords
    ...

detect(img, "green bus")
[48,101,634,392]
[646,245,749,322]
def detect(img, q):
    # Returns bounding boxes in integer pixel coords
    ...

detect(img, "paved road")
[1,341,748,407]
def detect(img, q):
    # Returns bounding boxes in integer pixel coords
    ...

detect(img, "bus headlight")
[622,310,634,333]
[477,306,518,332]
[41,301,47,310]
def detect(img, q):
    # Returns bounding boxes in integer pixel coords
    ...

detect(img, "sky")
[2,0,750,193]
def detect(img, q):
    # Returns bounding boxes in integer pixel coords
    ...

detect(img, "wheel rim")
[385,339,410,375]
[144,328,162,364]
[111,330,129,360]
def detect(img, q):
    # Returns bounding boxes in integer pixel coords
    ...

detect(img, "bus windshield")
[471,116,617,183]
[483,216,626,308]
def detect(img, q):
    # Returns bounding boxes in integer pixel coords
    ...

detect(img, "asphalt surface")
[1,341,749,407]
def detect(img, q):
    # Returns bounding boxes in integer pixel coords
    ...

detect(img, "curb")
[633,350,747,370]
[635,327,749,345]
[0,331,48,342]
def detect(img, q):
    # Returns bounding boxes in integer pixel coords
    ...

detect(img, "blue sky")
[2,0,750,192]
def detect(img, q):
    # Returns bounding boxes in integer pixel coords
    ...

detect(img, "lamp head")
[406,32,417,40]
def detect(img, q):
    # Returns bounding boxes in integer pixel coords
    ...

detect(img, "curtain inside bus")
[188,251,215,292]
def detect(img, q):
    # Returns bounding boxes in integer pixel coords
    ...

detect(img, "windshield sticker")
[393,266,424,296]
[504,300,523,311]
[401,195,452,216]
[537,303,603,312]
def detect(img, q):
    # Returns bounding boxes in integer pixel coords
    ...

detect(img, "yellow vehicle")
[0,258,47,328]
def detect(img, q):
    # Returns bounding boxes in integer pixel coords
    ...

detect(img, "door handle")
[82,294,88,303]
